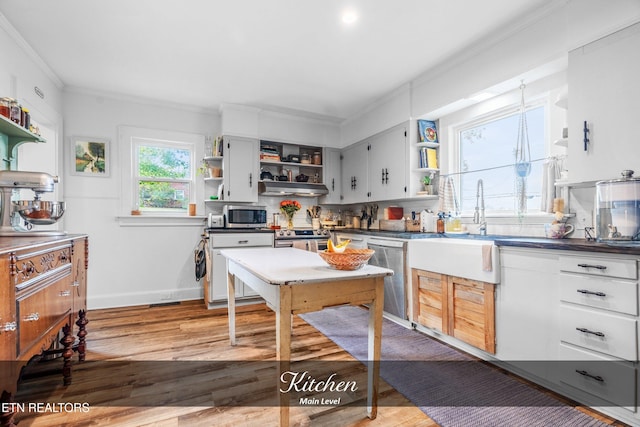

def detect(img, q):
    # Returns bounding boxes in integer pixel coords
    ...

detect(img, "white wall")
[340,0,640,146]
[62,90,220,309]
[3,0,640,310]
[0,15,63,125]
[220,103,341,147]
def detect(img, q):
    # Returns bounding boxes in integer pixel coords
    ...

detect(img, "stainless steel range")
[274,228,331,251]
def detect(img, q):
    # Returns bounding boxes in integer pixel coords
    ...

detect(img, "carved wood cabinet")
[0,235,88,399]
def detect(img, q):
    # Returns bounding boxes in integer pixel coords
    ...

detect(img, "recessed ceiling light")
[342,9,358,24]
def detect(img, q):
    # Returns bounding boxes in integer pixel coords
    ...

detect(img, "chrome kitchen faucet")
[474,178,487,236]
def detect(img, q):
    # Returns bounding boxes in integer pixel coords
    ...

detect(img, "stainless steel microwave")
[223,205,267,228]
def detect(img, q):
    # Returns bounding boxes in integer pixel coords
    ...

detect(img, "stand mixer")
[0,170,66,236]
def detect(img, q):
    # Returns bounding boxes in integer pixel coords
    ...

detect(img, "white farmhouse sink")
[408,238,500,283]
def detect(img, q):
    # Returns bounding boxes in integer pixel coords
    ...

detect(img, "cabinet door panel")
[559,304,637,361]
[17,269,72,358]
[560,273,637,316]
[448,276,495,354]
[412,268,448,333]
[368,125,407,201]
[320,148,341,204]
[72,237,88,315]
[341,142,368,204]
[558,343,635,409]
[225,136,258,202]
[567,23,640,183]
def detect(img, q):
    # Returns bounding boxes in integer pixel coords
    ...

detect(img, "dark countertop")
[205,228,275,234]
[205,227,640,255]
[331,228,640,255]
[493,237,640,256]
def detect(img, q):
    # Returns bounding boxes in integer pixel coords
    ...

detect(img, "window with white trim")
[133,138,194,213]
[119,126,204,216]
[453,102,547,215]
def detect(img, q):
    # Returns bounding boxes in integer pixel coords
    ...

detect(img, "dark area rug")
[300,305,608,427]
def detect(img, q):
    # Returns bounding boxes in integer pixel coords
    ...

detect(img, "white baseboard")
[88,286,202,310]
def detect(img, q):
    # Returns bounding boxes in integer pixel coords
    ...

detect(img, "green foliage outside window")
[137,145,191,210]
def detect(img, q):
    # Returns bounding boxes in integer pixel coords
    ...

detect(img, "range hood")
[258,181,329,197]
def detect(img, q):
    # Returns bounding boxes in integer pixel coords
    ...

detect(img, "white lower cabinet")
[206,232,273,307]
[559,305,637,361]
[556,252,639,418]
[496,248,560,380]
[498,247,639,423]
[557,343,636,411]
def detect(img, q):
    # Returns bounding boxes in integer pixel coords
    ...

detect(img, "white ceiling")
[0,0,555,121]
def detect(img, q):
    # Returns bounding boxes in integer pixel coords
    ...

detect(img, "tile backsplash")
[212,186,596,239]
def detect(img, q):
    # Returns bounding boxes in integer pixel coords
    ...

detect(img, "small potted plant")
[422,172,435,194]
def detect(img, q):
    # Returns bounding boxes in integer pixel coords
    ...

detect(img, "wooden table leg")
[75,309,89,362]
[276,285,292,427]
[227,271,236,346]
[61,324,75,386]
[367,277,384,419]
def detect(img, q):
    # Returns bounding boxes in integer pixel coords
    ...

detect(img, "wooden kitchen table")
[220,247,392,427]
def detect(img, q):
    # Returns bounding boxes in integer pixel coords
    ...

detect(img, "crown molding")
[0,11,64,89]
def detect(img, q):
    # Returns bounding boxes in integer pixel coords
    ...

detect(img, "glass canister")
[21,107,30,130]
[313,151,321,165]
[9,99,22,125]
[0,97,11,119]
[596,170,640,241]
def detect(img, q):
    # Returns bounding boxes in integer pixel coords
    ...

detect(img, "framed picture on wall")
[70,136,110,177]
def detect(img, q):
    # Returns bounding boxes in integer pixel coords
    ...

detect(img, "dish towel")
[438,176,459,214]
[482,244,493,272]
[540,158,560,213]
[292,240,308,250]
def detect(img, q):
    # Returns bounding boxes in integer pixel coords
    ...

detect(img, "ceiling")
[0,0,555,122]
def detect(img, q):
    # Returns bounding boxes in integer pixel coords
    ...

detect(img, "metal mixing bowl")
[14,200,65,225]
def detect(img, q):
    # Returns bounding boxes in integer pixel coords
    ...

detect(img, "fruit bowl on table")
[318,248,375,270]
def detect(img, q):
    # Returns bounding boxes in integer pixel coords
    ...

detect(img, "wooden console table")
[0,235,89,427]
[221,247,392,427]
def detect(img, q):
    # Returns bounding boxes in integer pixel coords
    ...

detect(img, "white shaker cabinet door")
[567,22,640,183]
[321,147,342,204]
[224,135,259,202]
[341,141,369,204]
[368,123,408,202]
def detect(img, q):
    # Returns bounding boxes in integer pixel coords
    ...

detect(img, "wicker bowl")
[318,248,375,270]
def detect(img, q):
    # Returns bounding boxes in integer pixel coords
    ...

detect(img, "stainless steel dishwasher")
[367,237,407,320]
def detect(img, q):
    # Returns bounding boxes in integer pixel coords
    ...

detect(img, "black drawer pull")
[575,369,604,382]
[576,289,606,297]
[576,327,605,338]
[577,263,607,270]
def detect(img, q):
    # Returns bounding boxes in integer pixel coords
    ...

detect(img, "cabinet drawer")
[17,270,73,357]
[13,244,73,289]
[558,343,636,410]
[560,273,638,316]
[559,254,637,280]
[210,233,273,248]
[560,305,637,361]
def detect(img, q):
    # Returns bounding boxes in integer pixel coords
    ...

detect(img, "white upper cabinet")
[367,123,408,201]
[567,22,640,183]
[320,147,342,204]
[341,122,408,203]
[341,141,369,204]
[224,135,259,202]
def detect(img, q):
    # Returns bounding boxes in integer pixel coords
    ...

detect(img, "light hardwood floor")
[13,300,626,427]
